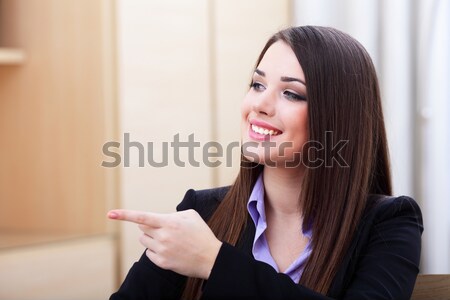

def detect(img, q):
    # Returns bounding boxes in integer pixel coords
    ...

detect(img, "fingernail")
[108,211,119,219]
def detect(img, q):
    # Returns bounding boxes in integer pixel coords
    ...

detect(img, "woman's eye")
[284,90,307,101]
[250,82,265,91]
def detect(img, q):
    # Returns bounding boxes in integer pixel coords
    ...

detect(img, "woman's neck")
[262,166,305,218]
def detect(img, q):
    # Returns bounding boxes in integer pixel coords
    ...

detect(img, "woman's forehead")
[257,41,305,82]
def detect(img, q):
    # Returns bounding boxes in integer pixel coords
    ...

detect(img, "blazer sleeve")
[109,189,198,300]
[200,196,423,300]
[340,196,423,300]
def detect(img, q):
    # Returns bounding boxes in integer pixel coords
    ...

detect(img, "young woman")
[108,26,423,300]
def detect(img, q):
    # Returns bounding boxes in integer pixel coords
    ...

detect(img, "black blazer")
[110,187,423,300]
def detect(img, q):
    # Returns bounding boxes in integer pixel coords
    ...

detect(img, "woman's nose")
[252,90,276,116]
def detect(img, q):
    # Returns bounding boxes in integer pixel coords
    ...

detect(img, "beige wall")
[117,0,291,278]
[0,235,116,300]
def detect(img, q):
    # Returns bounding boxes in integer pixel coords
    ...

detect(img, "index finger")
[107,209,165,227]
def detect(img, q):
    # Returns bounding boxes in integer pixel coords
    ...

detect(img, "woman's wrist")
[201,240,223,279]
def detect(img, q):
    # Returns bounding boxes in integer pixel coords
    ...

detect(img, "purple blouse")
[246,173,312,283]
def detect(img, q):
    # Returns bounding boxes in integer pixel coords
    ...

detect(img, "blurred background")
[0,0,448,299]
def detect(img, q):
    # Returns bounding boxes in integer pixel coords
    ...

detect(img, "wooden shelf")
[0,231,90,249]
[0,47,26,65]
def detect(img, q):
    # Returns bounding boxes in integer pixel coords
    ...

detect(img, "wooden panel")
[0,235,117,300]
[214,0,292,186]
[0,0,118,234]
[411,274,450,300]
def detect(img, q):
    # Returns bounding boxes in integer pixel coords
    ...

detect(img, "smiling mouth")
[251,124,281,136]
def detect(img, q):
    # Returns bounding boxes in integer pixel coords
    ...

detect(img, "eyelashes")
[249,81,307,101]
[249,82,264,91]
[283,90,307,101]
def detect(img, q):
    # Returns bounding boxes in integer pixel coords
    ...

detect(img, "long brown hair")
[182,26,392,299]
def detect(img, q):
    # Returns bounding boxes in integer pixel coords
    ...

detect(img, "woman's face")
[241,41,308,168]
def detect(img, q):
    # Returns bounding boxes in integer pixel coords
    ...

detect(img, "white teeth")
[251,124,280,136]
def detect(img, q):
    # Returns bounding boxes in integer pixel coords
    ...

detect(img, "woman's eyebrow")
[254,68,266,77]
[280,76,306,86]
[254,68,306,86]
